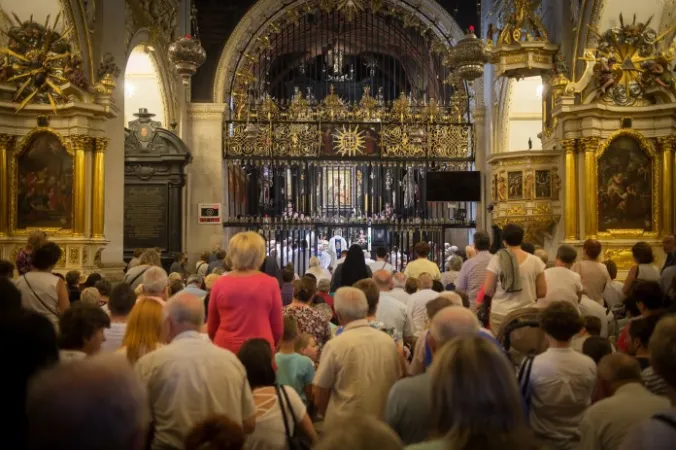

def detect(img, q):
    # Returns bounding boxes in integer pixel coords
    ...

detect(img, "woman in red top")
[208,231,283,355]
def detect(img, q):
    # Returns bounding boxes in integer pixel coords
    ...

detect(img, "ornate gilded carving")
[486,0,558,79]
[69,247,80,264]
[585,14,675,106]
[0,134,15,237]
[604,248,635,271]
[0,13,78,112]
[333,126,366,157]
[125,0,177,48]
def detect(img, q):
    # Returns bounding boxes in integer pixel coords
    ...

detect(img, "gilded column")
[0,135,14,236]
[92,138,108,238]
[71,135,88,236]
[581,137,600,239]
[563,139,578,241]
[658,136,674,235]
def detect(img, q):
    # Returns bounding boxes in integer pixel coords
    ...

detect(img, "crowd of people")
[2,226,676,450]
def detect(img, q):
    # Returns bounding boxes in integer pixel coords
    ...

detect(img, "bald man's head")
[419,273,434,290]
[166,292,204,340]
[373,270,393,291]
[429,306,480,351]
[392,272,407,288]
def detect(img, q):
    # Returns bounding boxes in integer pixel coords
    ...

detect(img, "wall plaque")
[124,185,168,249]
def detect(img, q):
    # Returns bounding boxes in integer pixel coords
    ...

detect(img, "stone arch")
[212,0,466,104]
[125,28,178,127]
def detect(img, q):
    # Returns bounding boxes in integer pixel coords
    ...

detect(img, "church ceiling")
[191,0,478,101]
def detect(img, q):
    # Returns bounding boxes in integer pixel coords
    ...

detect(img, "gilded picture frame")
[594,130,659,239]
[10,128,77,236]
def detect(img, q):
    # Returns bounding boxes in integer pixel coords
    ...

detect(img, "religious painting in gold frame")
[594,130,659,239]
[10,129,75,235]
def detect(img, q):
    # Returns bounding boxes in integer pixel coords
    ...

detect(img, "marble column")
[185,103,227,261]
[94,0,126,268]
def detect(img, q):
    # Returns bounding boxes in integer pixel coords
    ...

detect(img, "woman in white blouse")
[237,338,317,450]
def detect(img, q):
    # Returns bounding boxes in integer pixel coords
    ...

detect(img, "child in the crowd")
[275,316,315,405]
[603,260,625,309]
[295,332,319,364]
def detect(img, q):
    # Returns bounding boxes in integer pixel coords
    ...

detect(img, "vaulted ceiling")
[191,0,479,102]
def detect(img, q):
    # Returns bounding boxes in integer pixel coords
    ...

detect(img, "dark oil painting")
[535,170,552,198]
[598,136,652,231]
[508,171,523,199]
[17,133,73,229]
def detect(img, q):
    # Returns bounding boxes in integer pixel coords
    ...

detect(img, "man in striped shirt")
[455,231,492,307]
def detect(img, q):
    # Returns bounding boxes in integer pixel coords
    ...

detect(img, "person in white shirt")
[579,353,670,450]
[102,283,137,352]
[369,247,395,274]
[539,244,583,308]
[404,242,441,281]
[306,256,331,281]
[389,272,410,306]
[137,267,169,306]
[529,301,597,450]
[484,223,547,333]
[603,260,625,309]
[407,273,439,336]
[135,293,256,449]
[373,270,413,345]
[579,293,609,338]
[195,252,209,281]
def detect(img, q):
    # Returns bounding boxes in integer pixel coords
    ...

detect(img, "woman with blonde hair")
[16,229,47,275]
[305,256,331,281]
[408,335,541,450]
[208,231,283,355]
[118,298,165,363]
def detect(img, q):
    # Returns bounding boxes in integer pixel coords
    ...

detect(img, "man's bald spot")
[373,270,392,288]
[166,292,205,327]
[419,273,434,289]
[430,306,479,345]
[598,353,642,383]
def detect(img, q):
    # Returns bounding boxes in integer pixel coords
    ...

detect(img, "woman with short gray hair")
[441,255,463,289]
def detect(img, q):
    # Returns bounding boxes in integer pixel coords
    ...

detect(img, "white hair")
[142,266,169,295]
[166,292,205,328]
[334,287,368,322]
[314,415,404,450]
[430,306,480,345]
[437,291,464,307]
[309,256,321,268]
[80,287,102,306]
[392,272,407,289]
[27,354,149,450]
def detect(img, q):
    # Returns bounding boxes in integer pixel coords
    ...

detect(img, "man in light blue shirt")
[455,231,492,307]
[183,275,206,299]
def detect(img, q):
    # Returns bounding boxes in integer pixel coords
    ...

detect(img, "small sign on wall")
[198,203,222,224]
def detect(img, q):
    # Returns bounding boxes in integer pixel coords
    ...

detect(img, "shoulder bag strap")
[23,273,60,317]
[197,261,206,271]
[279,382,299,425]
[127,266,150,286]
[653,414,676,430]
[274,385,293,442]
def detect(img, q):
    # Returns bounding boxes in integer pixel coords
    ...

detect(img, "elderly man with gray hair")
[389,272,411,306]
[135,292,256,450]
[139,266,170,305]
[314,287,402,425]
[385,306,480,445]
[27,354,150,450]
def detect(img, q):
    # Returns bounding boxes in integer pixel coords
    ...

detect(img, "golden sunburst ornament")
[333,125,366,157]
[0,12,76,112]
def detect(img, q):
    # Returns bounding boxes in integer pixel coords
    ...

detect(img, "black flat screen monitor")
[426,171,481,202]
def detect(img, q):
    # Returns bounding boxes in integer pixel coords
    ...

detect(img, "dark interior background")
[191,0,480,102]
